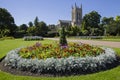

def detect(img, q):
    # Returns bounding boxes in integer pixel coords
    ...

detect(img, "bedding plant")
[19,42,105,59]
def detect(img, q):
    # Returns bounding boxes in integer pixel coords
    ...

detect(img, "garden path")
[46,38,120,48]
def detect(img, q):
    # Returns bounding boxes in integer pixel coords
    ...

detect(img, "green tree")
[0,29,10,38]
[34,16,39,27]
[59,26,67,46]
[106,21,117,36]
[27,26,36,36]
[71,26,80,36]
[0,8,16,37]
[28,21,33,27]
[19,24,28,32]
[102,17,114,25]
[101,17,118,36]
[35,21,48,36]
[82,11,102,36]
[115,16,120,35]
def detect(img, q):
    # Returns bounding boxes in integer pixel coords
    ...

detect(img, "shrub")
[59,26,67,46]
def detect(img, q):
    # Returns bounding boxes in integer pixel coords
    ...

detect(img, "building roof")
[59,20,71,23]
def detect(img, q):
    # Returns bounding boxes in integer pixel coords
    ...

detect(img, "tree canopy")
[81,11,103,36]
[0,8,17,37]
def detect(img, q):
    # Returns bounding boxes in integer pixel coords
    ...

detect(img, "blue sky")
[1,0,120,26]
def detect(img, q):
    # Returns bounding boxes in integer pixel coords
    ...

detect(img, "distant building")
[58,3,82,27]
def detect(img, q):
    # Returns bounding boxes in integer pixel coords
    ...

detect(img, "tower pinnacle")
[81,4,82,8]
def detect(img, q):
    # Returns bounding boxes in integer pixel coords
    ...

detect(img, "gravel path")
[46,38,120,48]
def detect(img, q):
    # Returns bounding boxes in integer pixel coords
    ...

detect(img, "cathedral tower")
[72,3,82,26]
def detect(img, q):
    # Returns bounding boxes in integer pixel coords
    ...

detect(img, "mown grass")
[0,39,120,80]
[0,39,54,59]
[67,37,120,42]
[93,39,120,42]
[113,48,120,56]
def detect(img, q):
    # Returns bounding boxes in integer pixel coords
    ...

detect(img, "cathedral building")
[58,3,82,27]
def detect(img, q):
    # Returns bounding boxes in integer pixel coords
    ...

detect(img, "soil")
[0,55,120,77]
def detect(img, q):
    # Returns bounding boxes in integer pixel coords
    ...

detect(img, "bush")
[14,31,26,38]
[59,27,67,46]
[4,47,117,75]
[23,36,43,41]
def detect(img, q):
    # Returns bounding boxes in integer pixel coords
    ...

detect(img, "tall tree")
[101,17,118,36]
[19,24,28,32]
[34,16,39,27]
[27,26,36,36]
[28,21,33,27]
[0,8,16,37]
[82,11,102,36]
[35,21,48,36]
[102,17,114,25]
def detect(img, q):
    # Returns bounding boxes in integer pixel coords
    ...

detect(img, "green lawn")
[93,39,120,42]
[0,39,54,59]
[0,39,120,80]
[67,37,120,42]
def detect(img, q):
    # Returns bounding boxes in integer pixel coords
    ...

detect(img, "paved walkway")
[46,38,120,48]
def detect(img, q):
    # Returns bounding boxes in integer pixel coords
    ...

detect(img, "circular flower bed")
[18,42,104,59]
[4,42,117,75]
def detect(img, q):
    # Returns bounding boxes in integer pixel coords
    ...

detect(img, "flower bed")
[18,42,104,59]
[23,36,43,41]
[3,42,117,75]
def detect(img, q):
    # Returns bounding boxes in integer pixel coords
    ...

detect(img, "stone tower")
[72,3,82,26]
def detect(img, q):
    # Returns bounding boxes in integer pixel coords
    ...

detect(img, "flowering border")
[4,48,117,75]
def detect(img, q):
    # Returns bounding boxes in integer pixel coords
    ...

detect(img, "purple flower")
[27,46,33,51]
[35,42,41,47]
[60,44,68,49]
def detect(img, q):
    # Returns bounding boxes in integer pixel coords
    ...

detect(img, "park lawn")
[67,37,120,42]
[0,39,120,80]
[100,39,120,42]
[92,39,120,42]
[0,39,54,59]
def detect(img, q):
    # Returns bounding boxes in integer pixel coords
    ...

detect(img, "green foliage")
[101,16,120,36]
[34,16,39,27]
[59,26,67,45]
[0,8,17,37]
[28,21,33,27]
[35,21,48,36]
[115,16,120,36]
[82,11,103,36]
[0,29,10,38]
[65,26,80,36]
[27,26,36,36]
[19,24,28,32]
